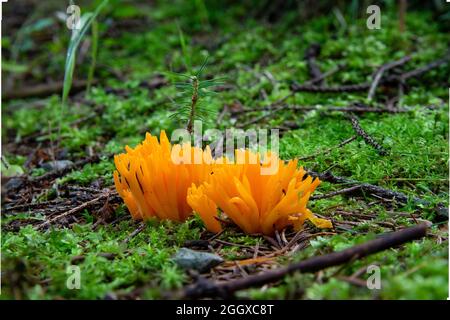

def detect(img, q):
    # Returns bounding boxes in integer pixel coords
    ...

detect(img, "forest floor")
[1,1,449,299]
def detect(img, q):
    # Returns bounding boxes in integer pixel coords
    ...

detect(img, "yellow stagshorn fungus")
[114,132,332,235]
[114,131,215,221]
[187,149,332,235]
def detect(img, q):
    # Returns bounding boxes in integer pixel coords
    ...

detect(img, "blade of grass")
[177,22,191,71]
[59,0,108,142]
[62,0,108,105]
[62,12,93,106]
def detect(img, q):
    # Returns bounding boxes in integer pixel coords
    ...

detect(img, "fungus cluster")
[114,131,331,235]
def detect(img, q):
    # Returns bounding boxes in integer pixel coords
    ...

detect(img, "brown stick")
[183,223,428,299]
[291,82,370,93]
[303,64,344,86]
[30,155,102,184]
[291,53,449,95]
[348,113,388,156]
[400,52,450,81]
[236,104,285,128]
[298,136,357,161]
[235,104,410,115]
[5,154,106,194]
[311,185,364,200]
[367,55,411,100]
[308,169,413,204]
[2,80,92,101]
[122,222,147,244]
[216,104,229,125]
[307,169,448,220]
[236,103,408,128]
[36,193,109,229]
[304,44,324,85]
[233,63,345,126]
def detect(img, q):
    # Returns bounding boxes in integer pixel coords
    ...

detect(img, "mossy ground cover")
[1,1,449,299]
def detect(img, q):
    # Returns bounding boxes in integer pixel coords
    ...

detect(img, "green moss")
[1,219,205,299]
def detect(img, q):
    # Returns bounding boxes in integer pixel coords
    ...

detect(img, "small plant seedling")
[168,57,226,133]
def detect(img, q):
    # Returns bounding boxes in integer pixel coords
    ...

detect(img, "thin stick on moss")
[37,193,109,230]
[298,136,357,161]
[306,169,448,220]
[347,113,388,156]
[367,55,411,101]
[182,223,428,299]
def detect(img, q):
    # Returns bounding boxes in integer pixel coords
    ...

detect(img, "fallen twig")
[367,55,411,101]
[31,155,102,184]
[290,82,370,93]
[36,193,109,229]
[232,63,344,125]
[122,222,147,244]
[298,136,356,161]
[303,63,345,86]
[308,169,414,203]
[3,199,65,213]
[236,104,284,128]
[182,223,428,299]
[348,113,388,156]
[304,44,324,85]
[311,185,364,200]
[236,103,408,128]
[6,154,109,194]
[400,51,450,81]
[238,104,410,115]
[307,169,448,219]
[216,104,229,125]
[3,80,93,101]
[291,52,449,95]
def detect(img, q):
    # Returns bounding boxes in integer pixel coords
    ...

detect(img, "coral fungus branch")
[114,132,331,235]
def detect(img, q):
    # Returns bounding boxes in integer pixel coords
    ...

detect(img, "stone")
[172,248,223,272]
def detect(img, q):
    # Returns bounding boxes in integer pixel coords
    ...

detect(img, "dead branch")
[182,223,428,299]
[3,80,92,101]
[5,154,108,195]
[36,193,110,230]
[308,169,413,203]
[291,82,370,93]
[33,155,103,184]
[236,104,285,128]
[298,136,356,161]
[368,55,411,100]
[235,104,410,115]
[236,102,409,128]
[307,169,448,219]
[291,52,449,95]
[304,44,324,85]
[348,113,388,156]
[122,222,147,244]
[311,185,364,200]
[400,51,450,81]
[303,63,344,86]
